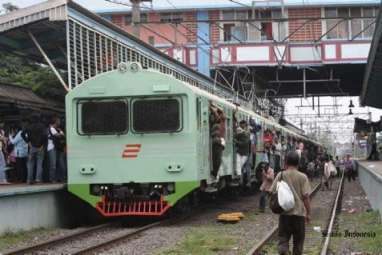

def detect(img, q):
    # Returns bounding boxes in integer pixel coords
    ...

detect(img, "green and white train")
[66,62,320,217]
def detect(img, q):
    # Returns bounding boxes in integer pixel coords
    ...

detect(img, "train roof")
[180,71,321,146]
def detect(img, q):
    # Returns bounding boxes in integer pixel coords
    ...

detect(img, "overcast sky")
[1,0,380,13]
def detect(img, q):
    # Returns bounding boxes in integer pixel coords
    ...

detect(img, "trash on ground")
[217,212,245,223]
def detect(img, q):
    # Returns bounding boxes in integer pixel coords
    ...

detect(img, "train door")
[232,109,237,176]
[217,106,232,177]
[223,108,233,176]
[197,97,210,179]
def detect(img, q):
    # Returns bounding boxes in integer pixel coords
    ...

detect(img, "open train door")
[196,97,211,180]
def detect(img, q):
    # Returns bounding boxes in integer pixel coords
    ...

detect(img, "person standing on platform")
[23,115,48,184]
[367,127,379,160]
[259,162,274,212]
[271,151,311,255]
[0,126,9,184]
[9,123,28,182]
[47,116,65,183]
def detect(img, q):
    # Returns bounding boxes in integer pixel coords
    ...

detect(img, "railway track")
[247,172,345,255]
[2,222,116,255]
[2,210,191,255]
[2,220,163,255]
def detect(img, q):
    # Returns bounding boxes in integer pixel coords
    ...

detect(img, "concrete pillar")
[197,11,210,77]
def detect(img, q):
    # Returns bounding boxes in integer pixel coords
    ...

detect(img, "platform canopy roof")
[361,6,382,109]
[0,0,246,105]
[0,83,63,113]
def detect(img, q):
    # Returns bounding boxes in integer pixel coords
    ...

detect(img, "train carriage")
[66,62,321,217]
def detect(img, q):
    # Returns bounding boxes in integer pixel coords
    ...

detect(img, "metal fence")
[67,18,251,108]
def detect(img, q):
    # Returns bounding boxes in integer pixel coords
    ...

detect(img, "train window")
[79,100,128,135]
[133,98,181,133]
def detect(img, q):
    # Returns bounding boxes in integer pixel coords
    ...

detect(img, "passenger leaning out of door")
[209,104,226,180]
[234,120,250,181]
[23,114,48,184]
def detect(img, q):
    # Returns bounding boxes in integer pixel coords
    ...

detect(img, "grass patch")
[330,210,382,254]
[245,211,260,222]
[0,227,52,251]
[261,240,278,255]
[159,226,238,255]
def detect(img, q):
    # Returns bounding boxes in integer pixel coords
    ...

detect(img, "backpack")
[270,172,295,214]
[48,127,65,151]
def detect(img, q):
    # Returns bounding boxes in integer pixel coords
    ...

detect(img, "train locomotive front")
[66,63,201,217]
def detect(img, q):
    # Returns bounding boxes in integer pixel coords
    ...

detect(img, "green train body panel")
[66,66,209,209]
[164,181,199,206]
[66,63,321,215]
[68,184,99,206]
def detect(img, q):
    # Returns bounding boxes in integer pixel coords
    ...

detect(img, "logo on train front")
[122,144,141,158]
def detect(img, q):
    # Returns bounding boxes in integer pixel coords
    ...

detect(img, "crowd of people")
[0,114,66,185]
[256,147,357,255]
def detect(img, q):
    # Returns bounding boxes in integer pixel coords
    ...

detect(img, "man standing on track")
[271,151,311,255]
[344,154,356,182]
[259,162,274,212]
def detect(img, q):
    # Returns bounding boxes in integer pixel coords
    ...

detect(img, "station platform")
[0,183,69,234]
[0,183,65,197]
[357,160,382,218]
[357,160,382,180]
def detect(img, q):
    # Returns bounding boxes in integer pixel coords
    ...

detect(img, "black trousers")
[347,169,356,182]
[278,215,305,255]
[368,143,379,160]
[15,157,28,182]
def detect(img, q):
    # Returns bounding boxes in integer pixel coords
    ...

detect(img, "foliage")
[0,52,66,102]
[2,3,18,13]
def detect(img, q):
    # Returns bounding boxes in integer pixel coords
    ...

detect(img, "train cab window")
[79,100,128,135]
[132,98,181,133]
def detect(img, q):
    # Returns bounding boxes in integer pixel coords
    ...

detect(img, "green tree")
[0,52,66,102]
[2,3,19,13]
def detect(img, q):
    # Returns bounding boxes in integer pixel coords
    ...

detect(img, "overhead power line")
[104,0,152,10]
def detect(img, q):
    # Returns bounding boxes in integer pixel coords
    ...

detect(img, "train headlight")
[90,184,101,195]
[118,62,128,73]
[167,183,175,193]
[130,62,141,73]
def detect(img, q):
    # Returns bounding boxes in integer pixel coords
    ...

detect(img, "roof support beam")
[28,30,69,92]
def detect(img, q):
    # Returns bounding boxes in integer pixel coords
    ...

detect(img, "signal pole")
[130,0,151,38]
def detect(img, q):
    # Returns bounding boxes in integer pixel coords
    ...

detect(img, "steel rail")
[72,213,192,255]
[320,171,345,255]
[72,220,164,254]
[2,222,116,255]
[246,181,322,255]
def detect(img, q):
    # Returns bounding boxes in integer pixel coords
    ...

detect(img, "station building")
[99,0,379,98]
